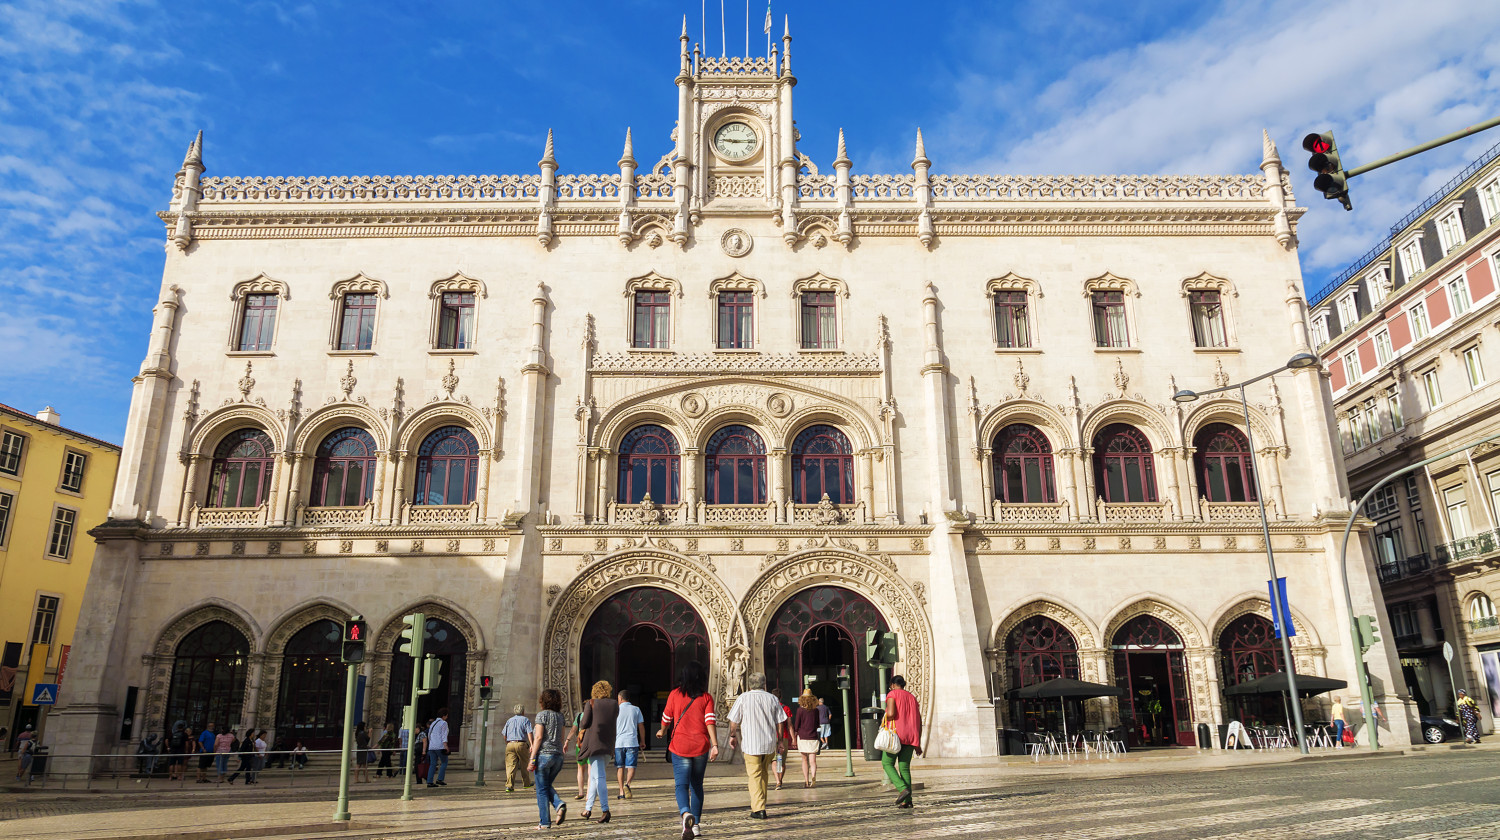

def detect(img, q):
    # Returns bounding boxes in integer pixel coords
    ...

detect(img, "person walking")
[377,722,398,777]
[1458,689,1484,744]
[770,689,790,790]
[816,697,831,750]
[136,731,163,777]
[1330,696,1346,747]
[226,729,254,783]
[426,709,451,787]
[880,675,922,808]
[502,704,535,792]
[13,724,35,782]
[354,721,372,783]
[657,660,718,840]
[413,718,431,784]
[726,672,787,820]
[793,690,821,788]
[213,727,235,782]
[195,722,217,783]
[614,688,645,801]
[579,680,618,823]
[563,710,587,800]
[527,688,568,830]
[248,730,267,784]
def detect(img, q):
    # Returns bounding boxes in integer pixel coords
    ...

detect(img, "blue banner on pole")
[355,674,367,722]
[1268,577,1296,638]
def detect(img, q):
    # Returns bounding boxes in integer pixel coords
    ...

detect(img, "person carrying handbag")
[879,675,922,808]
[657,660,718,840]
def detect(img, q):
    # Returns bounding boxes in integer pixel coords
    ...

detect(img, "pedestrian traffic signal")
[864,629,899,666]
[420,655,443,696]
[478,675,493,700]
[1303,130,1352,211]
[341,616,367,664]
[1356,614,1381,655]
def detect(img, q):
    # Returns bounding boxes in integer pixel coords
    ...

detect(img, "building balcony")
[1098,501,1168,523]
[605,497,682,526]
[1469,615,1500,635]
[1434,530,1500,565]
[1202,500,1275,522]
[399,501,480,525]
[991,501,1065,523]
[1377,553,1431,584]
[295,502,374,528]
[698,502,777,525]
[187,502,269,528]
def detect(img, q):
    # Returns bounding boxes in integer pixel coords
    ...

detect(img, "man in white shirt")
[726,672,788,820]
[614,689,646,800]
[426,708,451,787]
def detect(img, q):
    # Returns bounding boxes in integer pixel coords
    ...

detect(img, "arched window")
[1194,423,1257,503]
[1092,424,1157,502]
[164,620,249,731]
[207,429,275,508]
[1006,615,1079,733]
[705,424,766,505]
[791,425,853,504]
[275,619,345,748]
[1470,593,1497,622]
[311,427,377,507]
[617,425,681,504]
[414,426,479,506]
[993,424,1056,504]
[1219,614,1285,725]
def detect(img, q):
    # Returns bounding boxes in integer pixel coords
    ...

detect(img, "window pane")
[1023,460,1043,503]
[1123,460,1143,502]
[447,460,466,505]
[802,304,817,349]
[1224,460,1246,502]
[819,301,837,348]
[649,459,667,504]
[630,460,649,503]
[738,460,753,503]
[652,302,668,348]
[320,463,345,506]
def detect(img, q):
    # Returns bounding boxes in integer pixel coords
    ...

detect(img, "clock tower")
[669,16,798,241]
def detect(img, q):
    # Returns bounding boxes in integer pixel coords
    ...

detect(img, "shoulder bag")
[663,693,702,762]
[874,717,902,755]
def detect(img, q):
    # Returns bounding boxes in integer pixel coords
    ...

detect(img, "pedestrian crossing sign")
[31,683,59,705]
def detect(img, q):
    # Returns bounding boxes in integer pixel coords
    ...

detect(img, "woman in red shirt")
[880,674,923,808]
[656,660,718,840]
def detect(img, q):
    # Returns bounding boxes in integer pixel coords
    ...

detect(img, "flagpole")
[720,0,725,57]
[745,0,749,57]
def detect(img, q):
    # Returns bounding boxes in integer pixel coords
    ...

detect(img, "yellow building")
[0,403,119,749]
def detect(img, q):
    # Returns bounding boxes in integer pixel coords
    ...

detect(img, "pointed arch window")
[1194,423,1257,503]
[705,424,766,504]
[993,424,1056,503]
[415,426,479,506]
[207,429,275,508]
[617,425,681,504]
[791,425,854,504]
[311,427,377,506]
[165,621,249,733]
[1092,424,1157,502]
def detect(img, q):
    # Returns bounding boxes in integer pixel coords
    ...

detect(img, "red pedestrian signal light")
[479,675,493,700]
[1302,130,1352,211]
[341,616,368,664]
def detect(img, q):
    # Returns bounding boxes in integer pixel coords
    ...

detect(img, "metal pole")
[400,613,426,801]
[876,665,889,709]
[1346,114,1500,178]
[1241,385,1309,754]
[840,679,854,777]
[334,662,358,821]
[474,696,490,787]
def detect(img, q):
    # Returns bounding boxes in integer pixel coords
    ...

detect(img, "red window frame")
[1092,424,1157,502]
[993,291,1031,348]
[993,424,1056,503]
[437,292,476,350]
[633,291,670,349]
[208,429,275,508]
[414,426,479,505]
[790,425,854,504]
[238,293,278,351]
[310,427,377,506]
[1194,423,1257,503]
[800,292,838,349]
[717,291,754,349]
[1092,290,1129,348]
[617,424,681,504]
[338,293,377,351]
[705,424,766,504]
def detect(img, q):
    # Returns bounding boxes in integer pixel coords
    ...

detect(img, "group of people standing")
[138,722,274,784]
[512,666,922,837]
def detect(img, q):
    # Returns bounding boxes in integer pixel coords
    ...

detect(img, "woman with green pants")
[880,675,923,808]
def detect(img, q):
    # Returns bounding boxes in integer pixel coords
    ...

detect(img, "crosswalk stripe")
[1182,803,1500,840]
[899,797,1380,840]
[1402,773,1500,789]
[1388,819,1500,840]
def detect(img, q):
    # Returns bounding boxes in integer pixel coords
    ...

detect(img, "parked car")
[1421,714,1463,743]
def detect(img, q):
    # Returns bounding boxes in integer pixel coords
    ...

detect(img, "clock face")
[714,122,759,161]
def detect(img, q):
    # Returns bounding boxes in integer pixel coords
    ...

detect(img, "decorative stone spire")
[172,130,206,251]
[912,129,934,248]
[619,127,635,167]
[538,129,557,246]
[781,15,791,75]
[913,127,929,167]
[618,128,637,243]
[1261,129,1281,169]
[834,128,853,247]
[1259,128,1294,249]
[539,128,557,168]
[834,127,850,167]
[182,130,204,170]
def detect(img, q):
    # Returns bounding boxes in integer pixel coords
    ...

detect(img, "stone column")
[477,453,491,523]
[1162,449,1183,521]
[1080,449,1098,521]
[595,449,612,524]
[682,448,699,524]
[373,451,389,524]
[282,454,306,525]
[244,654,266,729]
[388,452,407,524]
[769,448,787,523]
[858,451,875,524]
[176,454,202,526]
[1059,449,1081,522]
[977,448,994,522]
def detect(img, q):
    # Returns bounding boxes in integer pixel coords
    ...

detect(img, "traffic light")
[478,675,493,700]
[1303,131,1352,211]
[396,613,424,658]
[864,629,899,666]
[341,616,367,664]
[1356,614,1381,655]
[420,655,443,696]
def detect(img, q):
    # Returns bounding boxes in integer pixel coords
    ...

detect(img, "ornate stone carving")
[237,361,256,401]
[591,352,880,375]
[411,539,425,553]
[548,538,562,551]
[266,541,280,556]
[1295,536,1307,549]
[709,175,764,200]
[1224,536,1238,550]
[1012,537,1026,551]
[546,585,562,607]
[680,392,707,418]
[376,540,389,552]
[686,538,699,551]
[731,538,744,551]
[440,359,459,399]
[636,495,665,526]
[1154,536,1167,550]
[339,540,353,554]
[812,494,843,526]
[867,538,879,552]
[595,538,608,551]
[720,228,753,256]
[766,392,793,418]
[339,360,357,400]
[446,539,460,552]
[231,541,245,556]
[910,538,924,551]
[159,542,174,556]
[1119,536,1131,550]
[1189,536,1201,550]
[195,542,209,556]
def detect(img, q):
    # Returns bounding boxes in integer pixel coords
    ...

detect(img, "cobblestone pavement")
[3,750,1499,839]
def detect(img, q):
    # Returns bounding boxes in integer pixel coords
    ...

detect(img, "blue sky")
[3,0,1499,442]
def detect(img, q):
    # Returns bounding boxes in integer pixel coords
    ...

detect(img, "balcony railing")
[1098,501,1168,523]
[296,502,374,528]
[400,501,479,525]
[698,502,777,524]
[991,501,1065,523]
[1377,553,1431,583]
[1469,615,1500,633]
[1434,530,1500,565]
[1202,500,1274,522]
[606,498,681,526]
[187,502,269,528]
[789,500,864,525]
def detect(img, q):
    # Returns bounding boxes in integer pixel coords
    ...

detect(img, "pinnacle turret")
[182,130,204,170]
[540,128,557,167]
[1261,129,1282,168]
[620,127,635,167]
[835,128,850,167]
[913,128,929,167]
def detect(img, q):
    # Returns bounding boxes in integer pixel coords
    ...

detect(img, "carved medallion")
[765,392,793,418]
[720,228,753,257]
[681,392,707,418]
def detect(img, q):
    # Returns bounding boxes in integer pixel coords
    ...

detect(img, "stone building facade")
[1312,138,1500,738]
[51,27,1411,769]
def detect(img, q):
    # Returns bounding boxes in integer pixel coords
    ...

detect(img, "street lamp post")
[1174,352,1319,755]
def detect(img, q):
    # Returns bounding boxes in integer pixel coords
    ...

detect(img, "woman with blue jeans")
[657,660,718,840]
[527,688,568,830]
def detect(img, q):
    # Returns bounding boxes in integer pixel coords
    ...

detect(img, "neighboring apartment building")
[0,403,120,750]
[52,26,1408,771]
[1312,139,1500,736]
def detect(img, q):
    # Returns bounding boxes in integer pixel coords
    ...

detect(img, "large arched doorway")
[1005,616,1080,735]
[1111,614,1193,747]
[275,619,346,749]
[385,616,469,750]
[165,621,249,731]
[580,587,708,747]
[764,586,888,749]
[1219,614,1285,726]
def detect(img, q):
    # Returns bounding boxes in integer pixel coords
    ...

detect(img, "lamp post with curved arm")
[1174,352,1320,755]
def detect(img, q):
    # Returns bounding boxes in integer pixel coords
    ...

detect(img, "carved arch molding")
[254,602,360,724]
[143,603,259,734]
[365,601,486,732]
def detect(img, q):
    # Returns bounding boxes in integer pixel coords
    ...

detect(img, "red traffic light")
[344,619,367,643]
[1302,133,1332,155]
[480,675,493,688]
